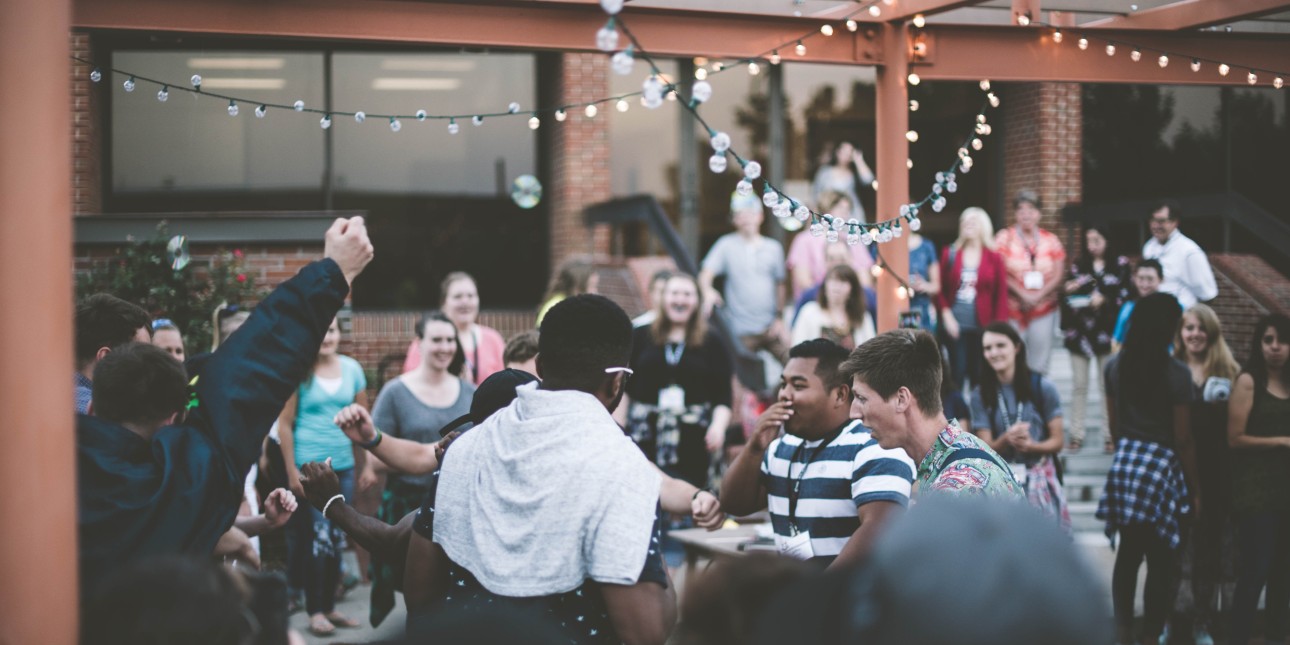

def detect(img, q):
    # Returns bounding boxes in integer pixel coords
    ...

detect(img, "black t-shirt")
[626,327,733,408]
[413,470,667,644]
[1104,355,1194,447]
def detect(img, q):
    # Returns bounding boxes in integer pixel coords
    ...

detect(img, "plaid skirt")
[1096,437,1192,549]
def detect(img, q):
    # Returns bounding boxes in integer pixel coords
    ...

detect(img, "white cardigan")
[791,301,876,348]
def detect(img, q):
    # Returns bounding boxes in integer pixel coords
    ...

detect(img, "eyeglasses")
[604,367,634,379]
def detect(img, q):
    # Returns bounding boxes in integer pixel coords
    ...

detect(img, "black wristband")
[692,487,714,501]
[360,427,383,450]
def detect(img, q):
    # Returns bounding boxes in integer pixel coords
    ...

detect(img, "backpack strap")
[939,447,1011,477]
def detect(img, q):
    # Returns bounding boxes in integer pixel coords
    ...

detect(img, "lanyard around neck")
[787,425,846,535]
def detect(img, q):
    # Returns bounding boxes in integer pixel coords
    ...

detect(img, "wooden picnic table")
[668,523,774,585]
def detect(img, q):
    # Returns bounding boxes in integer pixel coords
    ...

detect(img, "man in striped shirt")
[722,339,915,568]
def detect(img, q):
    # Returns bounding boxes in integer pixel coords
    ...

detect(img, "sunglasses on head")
[151,318,175,331]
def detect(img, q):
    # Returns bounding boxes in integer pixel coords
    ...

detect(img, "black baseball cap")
[438,368,539,437]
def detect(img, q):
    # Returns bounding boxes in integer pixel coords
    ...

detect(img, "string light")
[909,99,919,112]
[156,86,169,102]
[905,130,919,142]
[908,72,921,85]
[820,24,834,37]
[255,104,267,118]
[529,115,541,129]
[979,80,991,91]
[1131,48,1142,62]
[1191,59,1202,72]
[1052,30,1063,43]
[616,99,630,112]
[868,5,881,17]
[748,61,761,76]
[596,19,619,52]
[90,67,102,83]
[585,104,598,118]
[611,49,635,76]
[795,41,807,56]
[1106,43,1116,56]
[447,118,459,134]
[1016,12,1031,26]
[227,100,239,117]
[354,111,366,123]
[389,117,401,132]
[555,109,567,122]
[1248,71,1258,84]
[416,109,427,122]
[912,14,926,28]
[846,19,858,32]
[769,51,781,65]
[1276,77,1285,89]
[319,114,331,129]
[1219,63,1230,76]
[123,76,135,92]
[1158,55,1169,68]
[472,115,484,126]
[694,67,708,81]
[1078,38,1089,50]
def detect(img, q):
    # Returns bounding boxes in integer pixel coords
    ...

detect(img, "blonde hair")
[650,274,708,348]
[954,207,996,251]
[1174,304,1240,381]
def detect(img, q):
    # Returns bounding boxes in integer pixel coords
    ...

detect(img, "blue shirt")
[760,420,914,563]
[292,355,366,470]
[75,371,93,414]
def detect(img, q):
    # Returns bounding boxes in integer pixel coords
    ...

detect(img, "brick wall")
[71,32,102,215]
[1210,253,1290,363]
[1000,82,1082,251]
[548,53,612,266]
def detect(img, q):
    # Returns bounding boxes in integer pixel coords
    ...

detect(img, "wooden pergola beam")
[884,0,994,21]
[1083,0,1290,31]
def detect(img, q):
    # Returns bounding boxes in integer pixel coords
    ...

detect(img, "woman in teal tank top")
[277,318,369,636]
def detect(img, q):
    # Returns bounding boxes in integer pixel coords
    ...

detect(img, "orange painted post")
[874,22,911,333]
[0,0,79,643]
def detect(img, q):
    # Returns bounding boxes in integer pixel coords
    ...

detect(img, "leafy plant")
[76,223,265,355]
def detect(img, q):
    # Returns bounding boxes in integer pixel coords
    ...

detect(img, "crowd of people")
[68,180,1288,645]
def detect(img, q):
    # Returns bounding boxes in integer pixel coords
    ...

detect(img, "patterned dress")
[1061,256,1131,357]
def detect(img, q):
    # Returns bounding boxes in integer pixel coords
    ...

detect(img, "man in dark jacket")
[76,217,373,600]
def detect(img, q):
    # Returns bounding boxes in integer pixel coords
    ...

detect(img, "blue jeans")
[287,467,354,616]
[1230,510,1290,645]
[945,328,983,392]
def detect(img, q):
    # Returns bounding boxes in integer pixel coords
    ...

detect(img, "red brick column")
[71,32,102,215]
[1000,82,1082,250]
[548,53,612,267]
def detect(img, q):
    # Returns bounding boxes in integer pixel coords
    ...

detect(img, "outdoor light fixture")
[821,24,834,36]
[1078,38,1089,50]
[846,19,858,32]
[907,72,921,85]
[1158,55,1169,67]
[912,14,926,28]
[1016,11,1031,26]
[1052,30,1063,43]
[795,41,806,56]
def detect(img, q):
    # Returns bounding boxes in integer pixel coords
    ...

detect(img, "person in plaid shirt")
[1098,293,1199,645]
[995,189,1066,376]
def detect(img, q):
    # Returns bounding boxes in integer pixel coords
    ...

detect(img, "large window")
[106,45,544,309]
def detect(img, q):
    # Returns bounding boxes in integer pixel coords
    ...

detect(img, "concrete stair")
[1045,348,1113,543]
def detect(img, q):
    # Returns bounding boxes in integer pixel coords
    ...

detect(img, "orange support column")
[874,22,911,333]
[0,2,79,643]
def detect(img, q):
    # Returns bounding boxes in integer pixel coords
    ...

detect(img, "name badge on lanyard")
[1023,270,1044,290]
[658,385,686,411]
[1009,463,1029,487]
[775,531,815,560]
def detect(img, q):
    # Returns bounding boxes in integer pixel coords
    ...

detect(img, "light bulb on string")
[1078,38,1089,50]
[255,104,267,118]
[555,109,567,122]
[157,86,169,102]
[1052,30,1063,43]
[713,62,725,72]
[447,119,459,134]
[1131,49,1142,62]
[736,179,754,196]
[1219,63,1230,76]
[1275,77,1285,89]
[906,158,914,169]
[868,5,881,17]
[988,93,1000,108]
[897,286,909,300]
[695,67,708,81]
[748,62,761,76]
[416,109,427,122]
[810,222,826,238]
[711,131,731,152]
[906,130,919,142]
[600,0,623,14]
[123,76,135,92]
[793,203,811,222]
[972,137,983,150]
[190,74,202,89]
[908,72,921,85]
[227,100,239,117]
[770,51,781,65]
[1105,43,1116,56]
[846,19,858,32]
[508,102,521,114]
[616,99,629,112]
[1248,71,1258,84]
[473,115,484,127]
[763,185,779,208]
[795,41,807,56]
[529,115,540,130]
[773,199,791,219]
[611,49,635,76]
[1191,59,1202,72]
[1158,55,1169,68]
[909,217,922,232]
[585,104,598,118]
[979,80,991,91]
[709,153,728,174]
[860,230,874,246]
[320,115,332,129]
[826,228,839,244]
[821,24,834,36]
[354,111,366,123]
[1016,12,1030,26]
[743,160,762,180]
[691,81,713,104]
[90,68,102,83]
[909,99,920,112]
[596,20,619,52]
[389,118,401,132]
[290,100,303,112]
[912,13,926,28]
